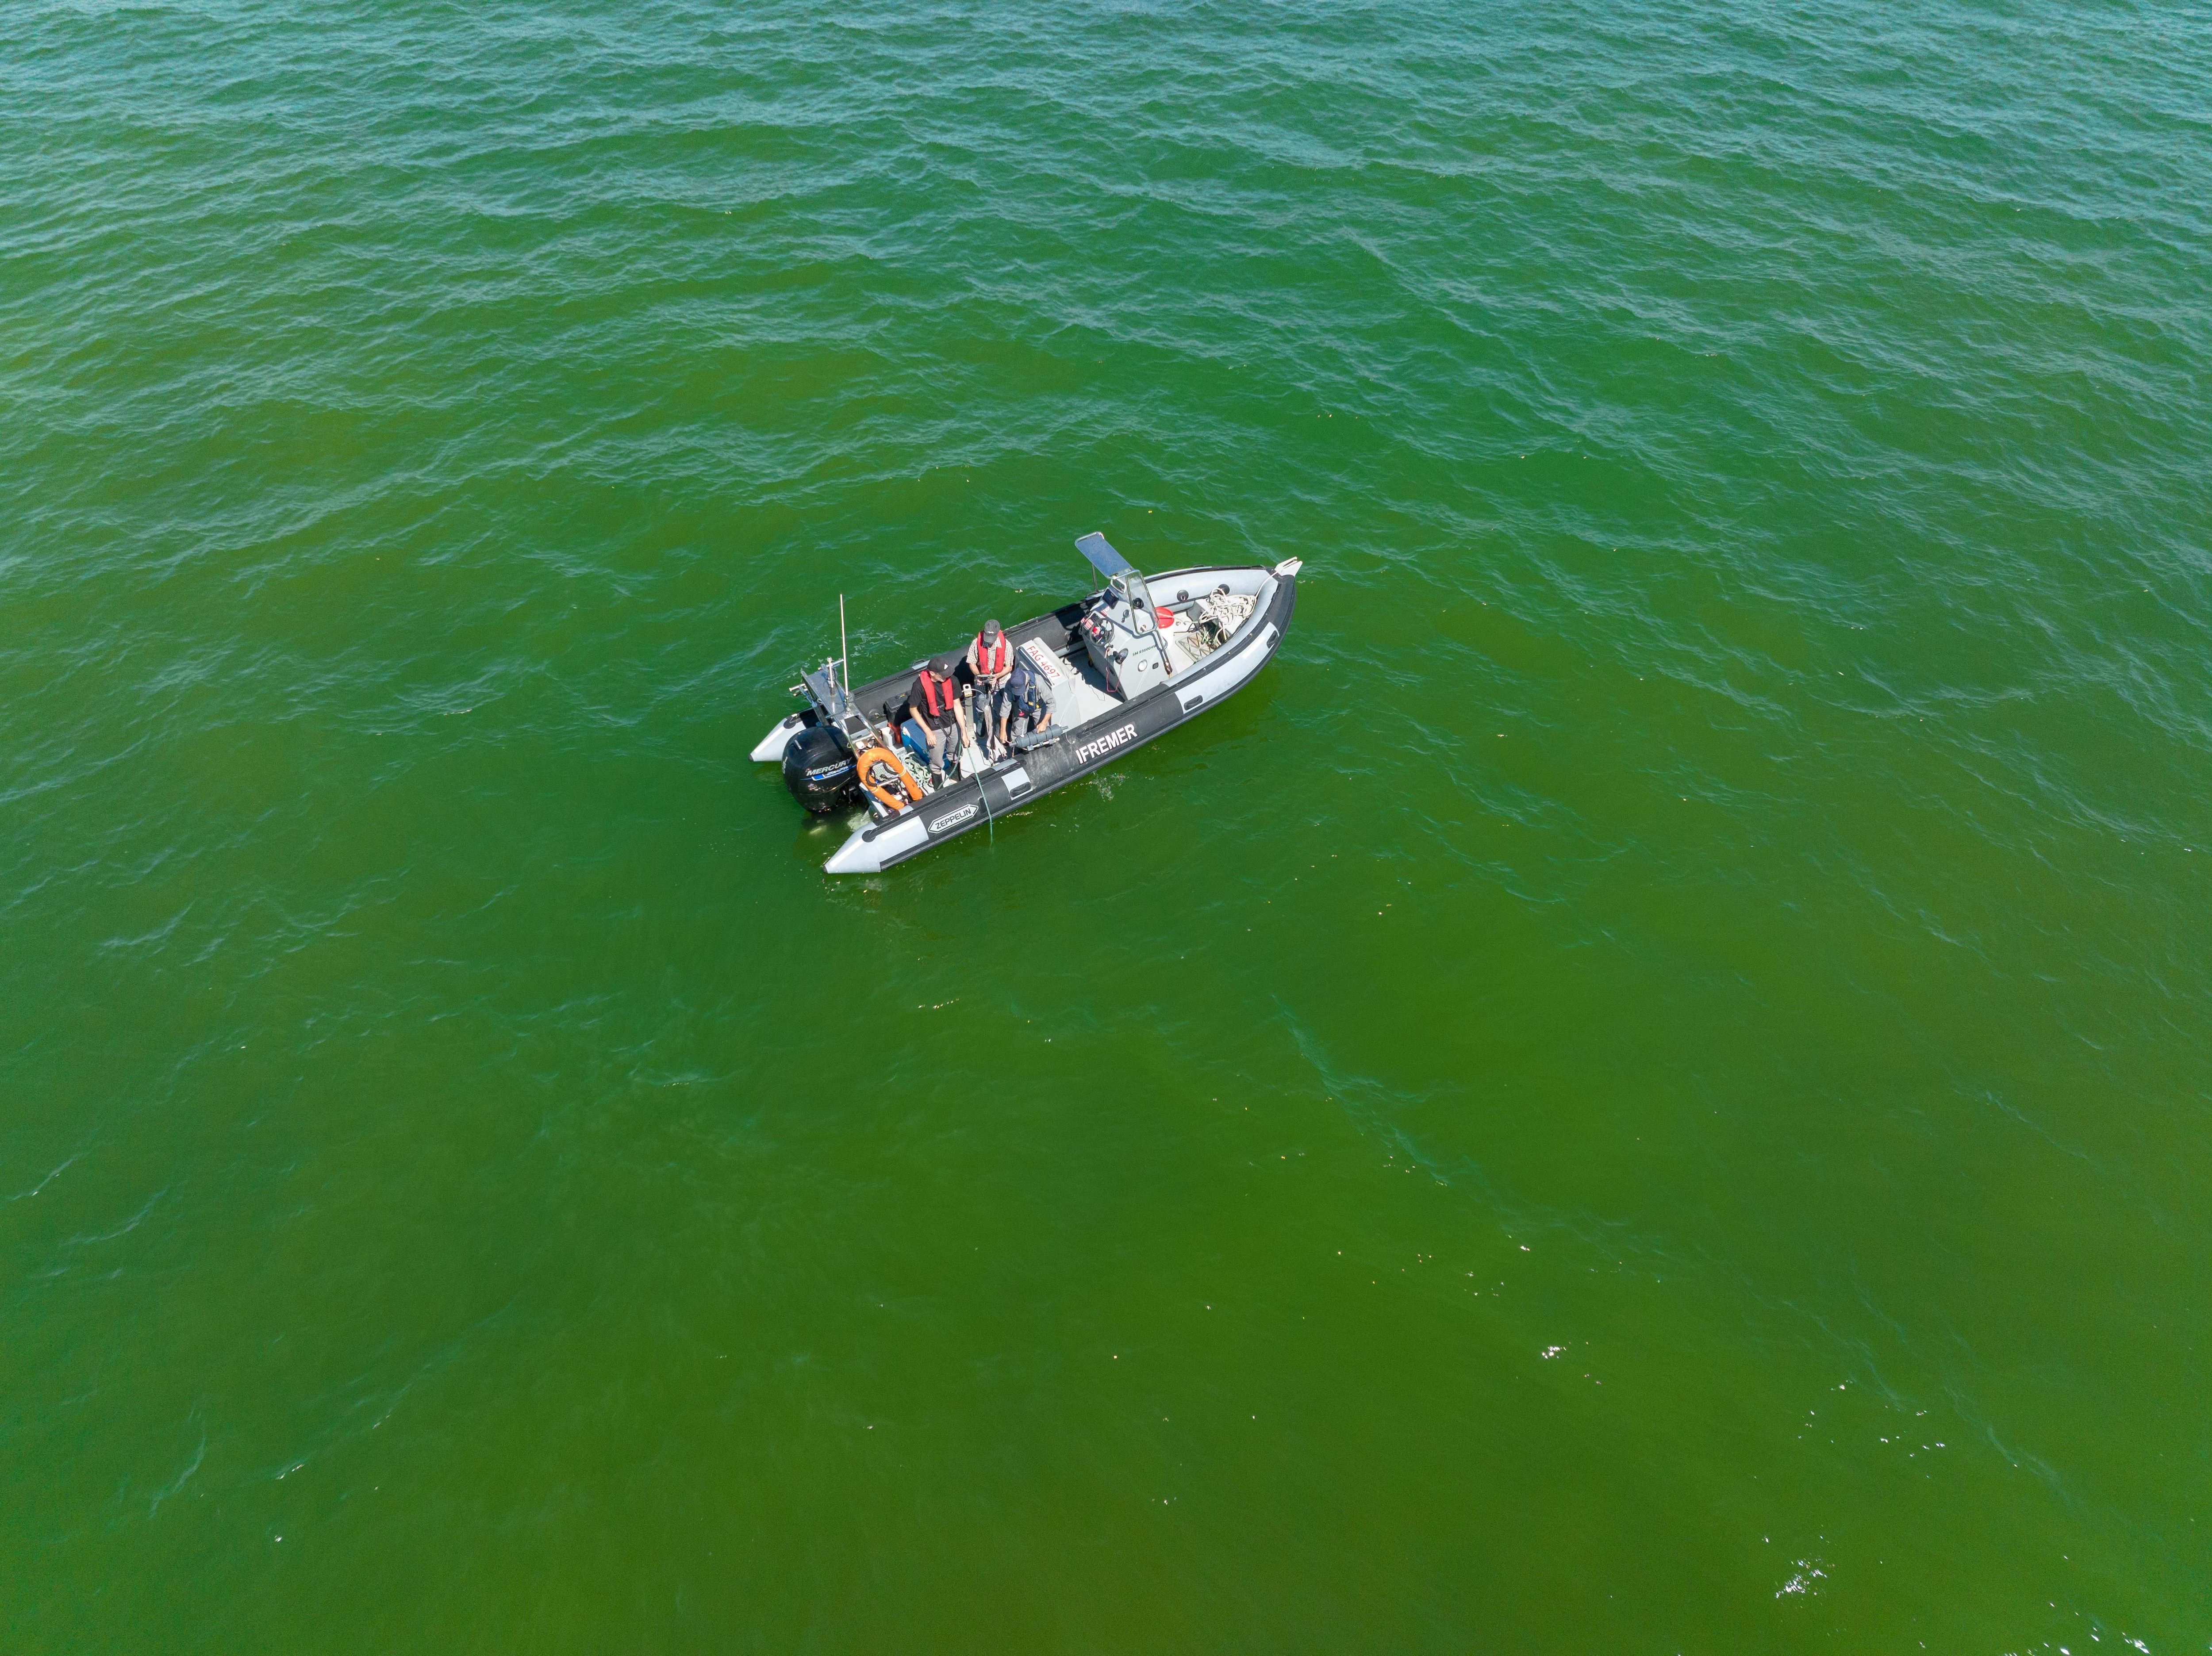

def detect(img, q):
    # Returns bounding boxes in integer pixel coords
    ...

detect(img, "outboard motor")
[782,724,858,813]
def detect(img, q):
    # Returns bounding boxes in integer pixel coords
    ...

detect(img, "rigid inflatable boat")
[752,532,1301,874]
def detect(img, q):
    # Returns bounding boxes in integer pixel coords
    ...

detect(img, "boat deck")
[1052,648,1124,728]
[1035,606,1239,733]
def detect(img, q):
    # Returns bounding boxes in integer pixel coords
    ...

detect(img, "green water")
[6,0,2209,1648]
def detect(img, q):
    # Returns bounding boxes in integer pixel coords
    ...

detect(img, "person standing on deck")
[902,655,967,788]
[965,620,1015,758]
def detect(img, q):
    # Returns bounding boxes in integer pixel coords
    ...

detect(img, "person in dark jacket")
[1005,660,1053,745]
[902,655,967,786]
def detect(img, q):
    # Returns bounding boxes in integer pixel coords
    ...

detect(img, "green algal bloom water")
[3,0,2208,1648]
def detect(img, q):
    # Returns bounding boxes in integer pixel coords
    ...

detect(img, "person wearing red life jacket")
[965,620,1015,757]
[901,655,968,788]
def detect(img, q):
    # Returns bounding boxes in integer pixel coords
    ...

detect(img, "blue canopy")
[1074,532,1133,580]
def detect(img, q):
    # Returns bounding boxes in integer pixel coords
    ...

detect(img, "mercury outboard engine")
[782,724,858,813]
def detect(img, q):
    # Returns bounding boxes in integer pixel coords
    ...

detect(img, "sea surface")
[5,0,2209,1648]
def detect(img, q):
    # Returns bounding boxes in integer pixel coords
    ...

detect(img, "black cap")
[929,654,958,675]
[983,620,1002,641]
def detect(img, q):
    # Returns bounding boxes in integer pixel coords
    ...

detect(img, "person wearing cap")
[1003,659,1054,746]
[965,619,1016,758]
[902,654,968,787]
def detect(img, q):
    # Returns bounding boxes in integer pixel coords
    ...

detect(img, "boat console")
[1079,575,1176,698]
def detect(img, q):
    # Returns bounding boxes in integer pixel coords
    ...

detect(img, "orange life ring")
[853,742,922,813]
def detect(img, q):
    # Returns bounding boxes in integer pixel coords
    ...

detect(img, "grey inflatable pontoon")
[752,532,1302,874]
